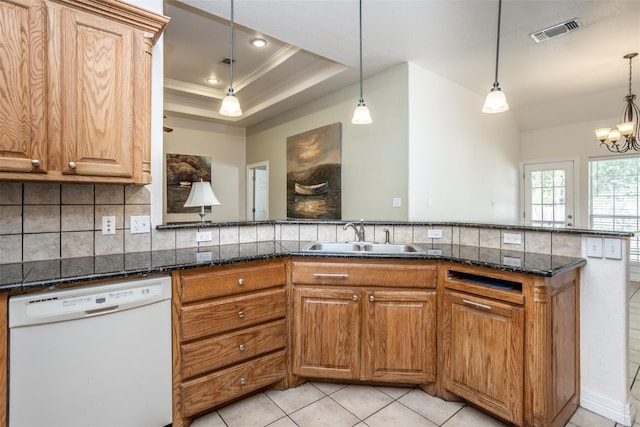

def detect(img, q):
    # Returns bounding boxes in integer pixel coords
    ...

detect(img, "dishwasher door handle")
[85,305,119,316]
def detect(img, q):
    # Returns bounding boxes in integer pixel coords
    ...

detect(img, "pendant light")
[352,0,372,124]
[594,53,640,153]
[482,0,509,113]
[219,0,242,117]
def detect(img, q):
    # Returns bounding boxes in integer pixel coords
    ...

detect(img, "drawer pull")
[352,295,358,301]
[313,273,349,278]
[238,311,245,318]
[238,278,244,285]
[239,344,246,351]
[462,299,492,310]
[369,295,375,302]
[240,377,247,385]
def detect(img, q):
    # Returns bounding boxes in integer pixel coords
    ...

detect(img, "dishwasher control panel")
[9,276,171,327]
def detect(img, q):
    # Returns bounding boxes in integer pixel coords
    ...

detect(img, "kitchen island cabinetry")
[438,262,580,427]
[172,259,287,427]
[0,0,167,183]
[291,258,437,386]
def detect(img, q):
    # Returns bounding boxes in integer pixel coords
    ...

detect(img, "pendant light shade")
[482,0,509,114]
[352,0,372,125]
[219,0,242,117]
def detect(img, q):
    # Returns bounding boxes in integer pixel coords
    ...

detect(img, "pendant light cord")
[493,0,502,85]
[358,0,364,102]
[229,0,235,90]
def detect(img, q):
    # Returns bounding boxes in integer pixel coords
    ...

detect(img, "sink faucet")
[344,220,366,242]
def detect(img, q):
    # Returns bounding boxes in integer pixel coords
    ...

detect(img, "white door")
[247,162,268,221]
[523,161,575,228]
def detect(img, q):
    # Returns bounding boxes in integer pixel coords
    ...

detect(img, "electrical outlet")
[196,251,212,262]
[196,231,212,242]
[604,238,622,259]
[130,215,150,234]
[503,232,522,245]
[101,216,116,235]
[428,229,443,239]
[587,238,603,258]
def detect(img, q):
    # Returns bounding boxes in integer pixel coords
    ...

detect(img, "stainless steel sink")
[301,241,425,254]
[362,243,423,253]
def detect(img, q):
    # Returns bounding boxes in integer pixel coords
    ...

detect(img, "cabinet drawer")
[182,320,286,378]
[181,350,286,418]
[181,288,285,341]
[181,260,286,303]
[292,261,436,288]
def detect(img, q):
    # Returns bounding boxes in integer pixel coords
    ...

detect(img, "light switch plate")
[392,197,402,208]
[197,231,213,242]
[428,229,443,239]
[503,232,522,245]
[587,238,603,258]
[130,215,150,234]
[604,238,622,259]
[101,216,116,235]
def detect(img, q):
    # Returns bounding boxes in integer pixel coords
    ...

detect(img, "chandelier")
[594,53,639,152]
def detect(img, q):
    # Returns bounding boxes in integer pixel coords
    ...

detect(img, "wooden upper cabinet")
[0,0,168,183]
[55,6,135,178]
[0,0,47,174]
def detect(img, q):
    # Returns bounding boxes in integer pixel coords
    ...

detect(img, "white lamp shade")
[352,104,372,124]
[617,121,636,136]
[184,181,221,208]
[219,92,242,117]
[482,89,509,113]
[608,129,621,143]
[595,128,612,141]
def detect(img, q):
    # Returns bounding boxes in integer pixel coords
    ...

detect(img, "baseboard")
[580,389,636,426]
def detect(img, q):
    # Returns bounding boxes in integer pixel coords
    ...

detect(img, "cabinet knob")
[68,161,77,169]
[369,295,375,302]
[352,295,358,301]
[238,278,244,286]
[240,377,247,385]
[31,159,40,167]
[239,344,245,351]
[238,311,245,318]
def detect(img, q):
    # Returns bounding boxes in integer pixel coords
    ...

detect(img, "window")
[589,156,640,263]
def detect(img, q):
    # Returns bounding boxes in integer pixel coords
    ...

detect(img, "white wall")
[407,63,521,223]
[163,117,246,222]
[247,63,409,221]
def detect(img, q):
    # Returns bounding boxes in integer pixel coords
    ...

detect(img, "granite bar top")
[0,241,586,294]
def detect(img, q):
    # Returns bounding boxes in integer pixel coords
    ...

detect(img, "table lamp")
[183,179,221,223]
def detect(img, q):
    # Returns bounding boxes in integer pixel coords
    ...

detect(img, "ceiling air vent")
[529,18,583,43]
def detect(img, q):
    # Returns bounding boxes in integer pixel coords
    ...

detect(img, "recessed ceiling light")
[251,38,267,48]
[206,77,220,84]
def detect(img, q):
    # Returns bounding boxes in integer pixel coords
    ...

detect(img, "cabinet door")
[293,287,361,380]
[363,289,436,383]
[443,290,524,425]
[54,5,135,178]
[0,0,47,173]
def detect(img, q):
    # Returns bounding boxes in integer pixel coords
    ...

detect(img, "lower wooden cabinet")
[172,259,287,427]
[442,290,524,424]
[291,258,437,385]
[438,262,580,427]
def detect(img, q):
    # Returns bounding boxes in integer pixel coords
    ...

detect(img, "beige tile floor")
[191,283,640,427]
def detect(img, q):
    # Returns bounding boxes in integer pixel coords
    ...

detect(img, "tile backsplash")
[1,182,151,263]
[1,182,588,263]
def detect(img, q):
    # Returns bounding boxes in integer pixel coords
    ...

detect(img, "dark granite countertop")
[0,241,586,294]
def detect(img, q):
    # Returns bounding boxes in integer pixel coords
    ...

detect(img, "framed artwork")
[287,122,342,219]
[165,153,212,215]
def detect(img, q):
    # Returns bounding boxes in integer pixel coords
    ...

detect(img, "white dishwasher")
[9,276,172,427]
